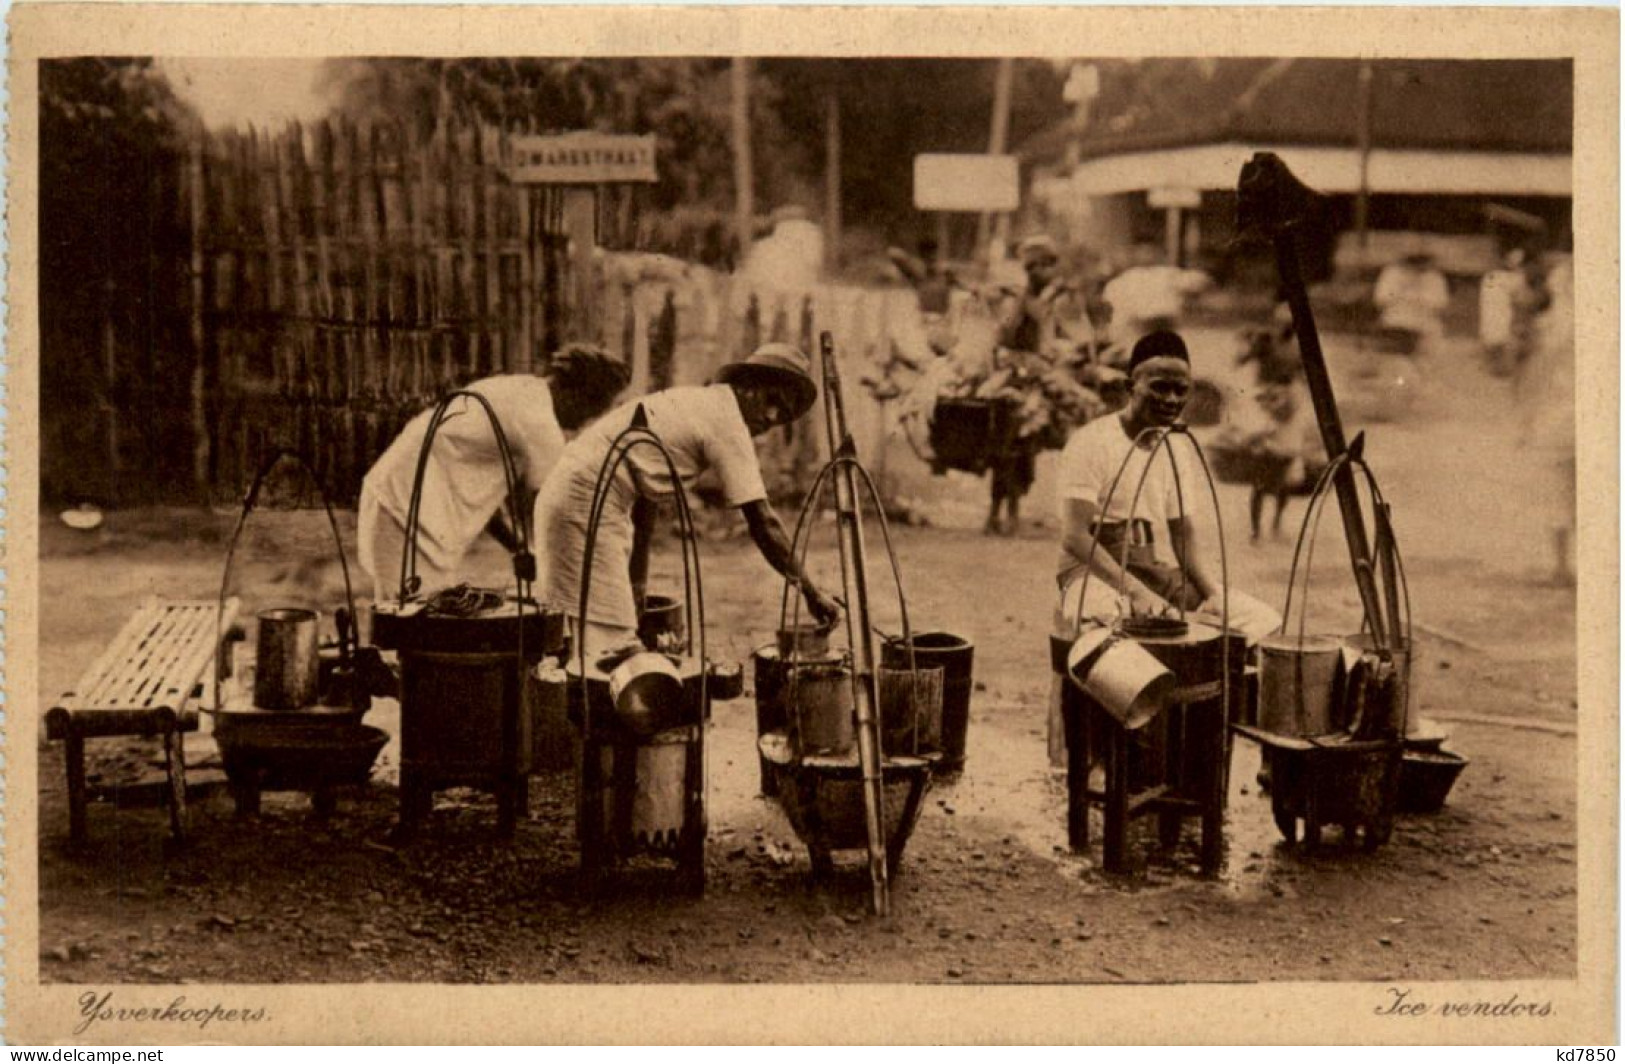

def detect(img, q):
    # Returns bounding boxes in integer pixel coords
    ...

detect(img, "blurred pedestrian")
[1479,249,1530,377]
[1373,251,1449,357]
[1518,254,1574,585]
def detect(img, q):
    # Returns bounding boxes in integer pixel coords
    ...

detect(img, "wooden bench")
[46,597,240,844]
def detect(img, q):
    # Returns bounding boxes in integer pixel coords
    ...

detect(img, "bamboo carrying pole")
[819,331,891,916]
[1237,152,1391,648]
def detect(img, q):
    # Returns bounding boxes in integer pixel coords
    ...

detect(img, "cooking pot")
[777,623,833,659]
[607,652,686,737]
[637,593,686,651]
[1066,623,1176,731]
[254,608,321,710]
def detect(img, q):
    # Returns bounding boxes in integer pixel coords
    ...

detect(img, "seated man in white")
[1049,329,1279,766]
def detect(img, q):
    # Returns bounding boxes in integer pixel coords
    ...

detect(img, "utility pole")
[976,58,1016,265]
[824,89,842,275]
[1354,59,1375,264]
[731,58,756,268]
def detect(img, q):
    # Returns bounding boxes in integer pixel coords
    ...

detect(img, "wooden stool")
[1051,631,1236,874]
[47,598,240,845]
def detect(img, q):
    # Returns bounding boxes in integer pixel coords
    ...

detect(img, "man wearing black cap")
[1047,328,1278,764]
[535,342,841,655]
[1053,329,1217,624]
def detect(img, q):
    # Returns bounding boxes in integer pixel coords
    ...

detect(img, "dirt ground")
[34,336,1580,985]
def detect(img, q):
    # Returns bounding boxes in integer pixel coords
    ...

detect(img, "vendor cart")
[571,407,738,897]
[1231,449,1412,850]
[1230,153,1420,850]
[1051,423,1240,875]
[758,333,942,914]
[211,450,390,818]
[370,389,562,837]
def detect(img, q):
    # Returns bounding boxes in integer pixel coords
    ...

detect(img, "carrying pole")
[1237,153,1390,649]
[819,331,891,915]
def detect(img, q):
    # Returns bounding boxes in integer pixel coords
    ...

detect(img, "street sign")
[1148,185,1203,210]
[913,154,1020,213]
[507,132,659,185]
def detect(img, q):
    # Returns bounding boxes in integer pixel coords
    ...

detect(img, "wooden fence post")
[187,129,210,500]
[649,289,677,392]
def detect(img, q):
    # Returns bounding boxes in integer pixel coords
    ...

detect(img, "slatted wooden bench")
[46,597,240,844]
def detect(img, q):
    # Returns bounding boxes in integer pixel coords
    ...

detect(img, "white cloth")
[1478,268,1525,346]
[1102,266,1208,334]
[358,375,566,600]
[1053,417,1206,628]
[1374,264,1448,336]
[1055,416,1205,568]
[537,385,767,629]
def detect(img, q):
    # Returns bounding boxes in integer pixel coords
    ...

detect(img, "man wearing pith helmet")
[535,341,842,655]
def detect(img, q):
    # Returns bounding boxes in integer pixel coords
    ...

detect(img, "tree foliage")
[317,58,1068,250]
[39,59,200,501]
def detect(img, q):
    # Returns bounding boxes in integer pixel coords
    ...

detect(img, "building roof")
[1022,58,1573,167]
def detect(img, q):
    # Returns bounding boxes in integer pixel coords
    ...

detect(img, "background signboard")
[507,132,659,184]
[913,153,1020,212]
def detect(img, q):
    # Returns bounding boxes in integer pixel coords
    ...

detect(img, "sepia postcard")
[4,2,1618,1045]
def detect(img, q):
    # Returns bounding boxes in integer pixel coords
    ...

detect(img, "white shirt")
[1479,268,1525,346]
[536,385,767,627]
[569,384,767,508]
[1055,413,1205,573]
[357,375,565,581]
[1374,264,1449,335]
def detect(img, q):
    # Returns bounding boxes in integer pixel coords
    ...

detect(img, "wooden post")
[731,58,755,266]
[824,90,842,276]
[976,58,1015,265]
[562,186,597,343]
[101,278,121,500]
[187,131,211,499]
[1165,206,1183,267]
[518,186,536,371]
[1354,59,1375,265]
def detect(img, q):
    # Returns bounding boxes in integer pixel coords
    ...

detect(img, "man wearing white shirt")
[1048,329,1278,764]
[536,342,841,655]
[357,345,628,602]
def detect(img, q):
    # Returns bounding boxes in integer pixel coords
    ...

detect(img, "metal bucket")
[1066,625,1177,731]
[254,608,320,710]
[777,623,832,659]
[637,594,685,651]
[877,665,944,757]
[607,652,686,737]
[881,632,974,772]
[787,661,855,757]
[1258,634,1345,736]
